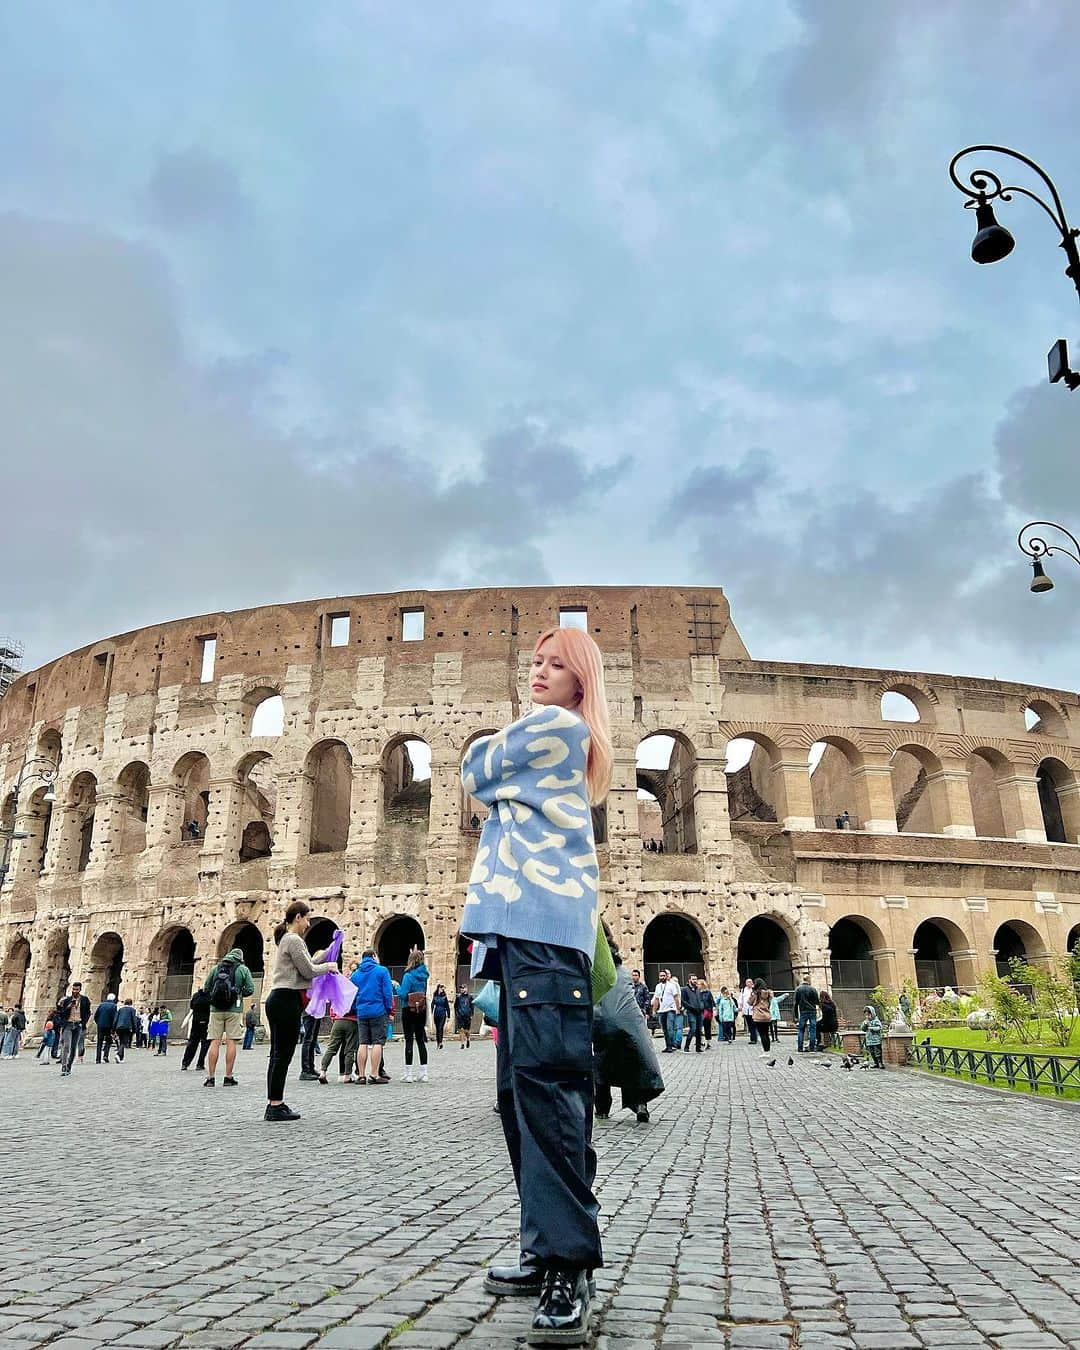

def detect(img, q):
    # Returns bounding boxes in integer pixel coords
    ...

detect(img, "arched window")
[993,920,1047,977]
[809,738,862,830]
[966,750,1008,839]
[67,772,98,872]
[1036,758,1079,843]
[173,753,211,842]
[724,736,779,824]
[636,733,698,854]
[1024,699,1066,738]
[249,692,285,737]
[237,752,275,861]
[116,761,150,856]
[306,741,353,854]
[881,691,920,722]
[154,927,196,1023]
[381,737,432,825]
[890,746,942,834]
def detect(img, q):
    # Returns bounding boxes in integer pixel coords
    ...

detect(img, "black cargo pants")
[495,937,602,1273]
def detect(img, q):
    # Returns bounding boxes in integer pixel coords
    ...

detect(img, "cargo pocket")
[507,970,592,1073]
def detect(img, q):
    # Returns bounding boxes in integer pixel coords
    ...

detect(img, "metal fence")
[910,1040,1080,1096]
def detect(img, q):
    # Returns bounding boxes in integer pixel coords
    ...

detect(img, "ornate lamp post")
[1017,521,1080,594]
[949,145,1080,387]
[0,756,59,886]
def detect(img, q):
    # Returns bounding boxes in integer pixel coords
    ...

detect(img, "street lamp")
[949,145,1080,389]
[1017,521,1080,594]
[0,755,59,886]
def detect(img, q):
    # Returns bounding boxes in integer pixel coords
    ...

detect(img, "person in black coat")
[431,984,451,1049]
[816,991,839,1051]
[181,987,212,1072]
[93,995,119,1063]
[56,983,92,1077]
[112,999,138,1061]
[594,925,664,1124]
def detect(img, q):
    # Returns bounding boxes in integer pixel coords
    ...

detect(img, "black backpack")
[208,958,240,1012]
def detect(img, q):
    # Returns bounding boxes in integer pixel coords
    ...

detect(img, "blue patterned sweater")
[460,704,599,967]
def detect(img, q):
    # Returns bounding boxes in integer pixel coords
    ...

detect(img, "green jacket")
[203,948,256,1012]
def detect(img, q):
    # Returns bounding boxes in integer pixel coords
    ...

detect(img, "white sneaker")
[760,1051,771,1059]
[418,1067,428,1083]
[402,1068,413,1083]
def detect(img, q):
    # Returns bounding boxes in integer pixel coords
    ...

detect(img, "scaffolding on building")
[0,637,23,699]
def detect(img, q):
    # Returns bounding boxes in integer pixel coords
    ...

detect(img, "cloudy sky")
[2,3,1079,691]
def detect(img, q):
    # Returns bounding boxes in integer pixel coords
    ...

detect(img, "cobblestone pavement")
[3,1035,1080,1350]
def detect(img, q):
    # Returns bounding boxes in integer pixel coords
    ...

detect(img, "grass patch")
[389,1318,415,1339]
[915,1029,1080,1100]
[922,1023,1080,1055]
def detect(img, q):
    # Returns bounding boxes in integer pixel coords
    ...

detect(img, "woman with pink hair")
[460,625,612,1347]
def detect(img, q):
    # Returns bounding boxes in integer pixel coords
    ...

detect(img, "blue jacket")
[397,963,429,1008]
[460,705,599,969]
[351,957,393,1018]
[93,999,118,1030]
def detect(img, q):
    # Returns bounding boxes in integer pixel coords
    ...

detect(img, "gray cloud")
[147,149,251,228]
[0,212,613,667]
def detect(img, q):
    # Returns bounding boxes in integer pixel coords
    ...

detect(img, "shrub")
[1012,956,1078,1049]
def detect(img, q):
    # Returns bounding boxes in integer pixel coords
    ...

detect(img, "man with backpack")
[200,946,255,1088]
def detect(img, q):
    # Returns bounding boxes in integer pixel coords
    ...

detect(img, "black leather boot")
[528,1268,591,1345]
[484,1262,543,1297]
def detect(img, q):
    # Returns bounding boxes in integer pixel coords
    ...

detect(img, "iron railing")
[910,1040,1080,1095]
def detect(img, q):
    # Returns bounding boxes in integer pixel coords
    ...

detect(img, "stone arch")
[116,760,151,856]
[218,920,266,1007]
[1,788,14,834]
[1036,757,1080,843]
[16,784,54,881]
[890,743,944,834]
[151,925,197,1023]
[379,734,432,883]
[305,739,353,854]
[1,935,31,1006]
[460,728,497,832]
[965,748,1010,839]
[375,914,426,987]
[380,734,432,826]
[737,913,799,989]
[86,931,125,1002]
[724,731,782,824]
[1024,697,1067,738]
[304,916,339,961]
[1069,924,1080,953]
[808,735,865,830]
[455,934,474,992]
[236,751,275,861]
[879,679,937,723]
[912,916,972,990]
[62,771,98,872]
[173,751,211,842]
[828,915,886,998]
[635,731,699,854]
[642,911,706,989]
[244,685,285,738]
[993,919,1048,975]
[41,928,72,1007]
[37,727,63,772]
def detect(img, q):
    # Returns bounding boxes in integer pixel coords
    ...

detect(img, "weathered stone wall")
[1,585,1078,1029]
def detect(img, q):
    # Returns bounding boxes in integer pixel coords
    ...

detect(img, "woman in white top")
[264,900,337,1122]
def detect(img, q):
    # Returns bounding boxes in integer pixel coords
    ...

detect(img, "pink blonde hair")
[532,626,613,805]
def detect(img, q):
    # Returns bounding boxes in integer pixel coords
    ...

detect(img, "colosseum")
[2,584,1079,1030]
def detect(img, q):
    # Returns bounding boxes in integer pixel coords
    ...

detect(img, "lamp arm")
[949,145,1074,242]
[1017,521,1080,567]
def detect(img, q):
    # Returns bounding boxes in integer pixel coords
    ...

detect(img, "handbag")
[473,980,500,1024]
[406,991,427,1015]
[591,922,617,1004]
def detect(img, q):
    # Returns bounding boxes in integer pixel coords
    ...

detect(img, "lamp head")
[42,783,57,804]
[1030,557,1054,594]
[971,201,1015,264]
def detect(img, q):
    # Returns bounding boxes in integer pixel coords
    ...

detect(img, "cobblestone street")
[2,1036,1079,1350]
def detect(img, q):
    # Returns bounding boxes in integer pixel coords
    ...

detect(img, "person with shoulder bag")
[749,978,775,1057]
[460,626,613,1345]
[398,947,430,1083]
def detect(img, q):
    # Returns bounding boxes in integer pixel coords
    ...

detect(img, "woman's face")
[531,638,581,710]
[292,910,311,937]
